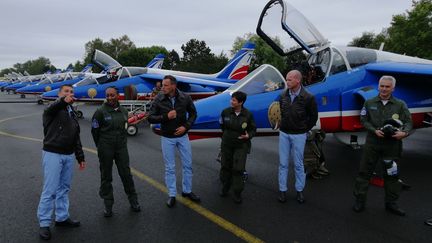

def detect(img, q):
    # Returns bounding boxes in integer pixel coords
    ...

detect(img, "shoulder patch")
[360,107,367,116]
[92,118,99,128]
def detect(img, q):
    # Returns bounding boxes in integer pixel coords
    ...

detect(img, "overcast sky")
[0,0,413,70]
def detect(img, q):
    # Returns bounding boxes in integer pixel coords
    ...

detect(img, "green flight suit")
[353,95,412,203]
[220,107,256,194]
[91,102,138,207]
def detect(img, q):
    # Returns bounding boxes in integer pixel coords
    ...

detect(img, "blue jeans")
[161,135,193,197]
[278,131,307,192]
[37,151,74,227]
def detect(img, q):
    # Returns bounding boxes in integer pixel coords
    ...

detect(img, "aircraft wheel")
[20,94,26,98]
[37,99,44,105]
[76,111,83,119]
[127,125,138,136]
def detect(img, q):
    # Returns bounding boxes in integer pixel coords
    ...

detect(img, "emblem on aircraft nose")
[88,88,97,98]
[45,86,51,92]
[268,101,281,130]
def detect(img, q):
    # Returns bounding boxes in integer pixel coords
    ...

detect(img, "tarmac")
[0,92,431,243]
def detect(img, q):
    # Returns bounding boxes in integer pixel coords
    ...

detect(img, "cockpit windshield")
[226,64,285,95]
[257,0,328,55]
[37,79,53,85]
[75,76,98,87]
[117,67,147,79]
[343,47,377,68]
[93,50,122,71]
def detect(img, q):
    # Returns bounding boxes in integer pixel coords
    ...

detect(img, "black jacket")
[42,97,85,162]
[279,87,318,134]
[148,89,197,138]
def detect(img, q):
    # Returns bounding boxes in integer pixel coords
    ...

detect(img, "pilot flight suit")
[219,107,256,196]
[91,102,138,208]
[353,95,412,204]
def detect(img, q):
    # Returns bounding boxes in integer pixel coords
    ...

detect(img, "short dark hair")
[59,84,73,91]
[163,75,177,84]
[231,91,247,105]
[105,86,119,94]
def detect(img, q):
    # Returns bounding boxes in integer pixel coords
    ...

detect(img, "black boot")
[385,202,406,216]
[130,199,141,212]
[55,218,80,227]
[39,227,51,240]
[166,197,176,208]
[278,191,287,203]
[352,201,365,213]
[296,191,305,204]
[104,206,113,217]
[233,192,242,204]
[104,200,113,217]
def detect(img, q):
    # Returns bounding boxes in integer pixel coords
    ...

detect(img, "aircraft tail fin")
[215,41,255,80]
[146,54,165,69]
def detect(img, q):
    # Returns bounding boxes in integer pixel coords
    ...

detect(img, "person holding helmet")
[352,75,412,216]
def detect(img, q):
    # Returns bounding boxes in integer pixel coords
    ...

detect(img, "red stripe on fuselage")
[320,113,429,133]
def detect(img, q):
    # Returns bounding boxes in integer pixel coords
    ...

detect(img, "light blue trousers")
[278,131,307,192]
[37,151,74,227]
[161,135,193,197]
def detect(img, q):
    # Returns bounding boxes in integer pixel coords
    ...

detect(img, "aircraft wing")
[365,62,432,76]
[137,73,233,91]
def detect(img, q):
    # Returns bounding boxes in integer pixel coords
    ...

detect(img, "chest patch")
[241,122,248,129]
[360,107,367,116]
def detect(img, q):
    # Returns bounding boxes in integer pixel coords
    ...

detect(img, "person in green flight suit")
[91,86,140,217]
[352,76,412,216]
[219,91,256,204]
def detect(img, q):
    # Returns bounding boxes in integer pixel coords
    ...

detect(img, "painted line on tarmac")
[0,113,265,243]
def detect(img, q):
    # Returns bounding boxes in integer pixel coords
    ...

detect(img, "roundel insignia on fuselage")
[88,88,97,98]
[45,86,51,92]
[268,101,281,130]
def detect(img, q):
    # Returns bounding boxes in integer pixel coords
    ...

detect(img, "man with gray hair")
[277,70,318,204]
[353,75,412,216]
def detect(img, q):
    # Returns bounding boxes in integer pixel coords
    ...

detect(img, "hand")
[79,161,86,171]
[64,95,75,104]
[392,131,407,140]
[375,129,385,138]
[174,126,186,136]
[167,110,177,120]
[238,131,249,140]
